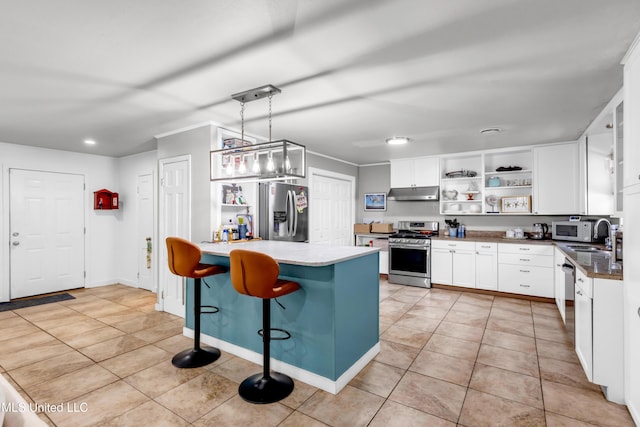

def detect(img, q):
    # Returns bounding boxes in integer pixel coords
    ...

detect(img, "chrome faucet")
[594,218,616,257]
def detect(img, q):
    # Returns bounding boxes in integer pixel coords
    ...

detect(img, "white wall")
[116,150,158,287]
[0,142,120,301]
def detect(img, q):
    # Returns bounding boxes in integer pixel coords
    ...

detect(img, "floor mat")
[0,292,75,312]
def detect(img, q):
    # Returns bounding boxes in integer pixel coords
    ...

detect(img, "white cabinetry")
[498,243,554,297]
[533,142,584,215]
[390,157,439,188]
[431,240,476,287]
[483,149,533,214]
[475,242,497,290]
[623,32,640,423]
[574,268,593,382]
[439,155,483,214]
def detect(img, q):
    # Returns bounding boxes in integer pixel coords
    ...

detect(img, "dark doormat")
[0,293,75,312]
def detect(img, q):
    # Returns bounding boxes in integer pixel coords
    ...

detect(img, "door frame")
[7,168,86,300]
[307,167,356,244]
[157,155,191,313]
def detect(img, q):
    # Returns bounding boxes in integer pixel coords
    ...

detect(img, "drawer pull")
[520,270,530,273]
[519,284,531,288]
[577,290,583,296]
[520,258,530,262]
[519,248,531,251]
[448,244,456,247]
[481,245,490,249]
[638,307,640,318]
[578,278,584,283]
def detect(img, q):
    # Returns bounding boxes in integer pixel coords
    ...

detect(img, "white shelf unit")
[440,155,484,215]
[483,149,533,215]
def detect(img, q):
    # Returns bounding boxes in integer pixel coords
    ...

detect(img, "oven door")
[389,244,430,278]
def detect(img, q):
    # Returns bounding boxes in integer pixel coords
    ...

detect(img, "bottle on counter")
[458,224,465,237]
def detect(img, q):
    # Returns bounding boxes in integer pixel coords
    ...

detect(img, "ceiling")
[2,0,639,165]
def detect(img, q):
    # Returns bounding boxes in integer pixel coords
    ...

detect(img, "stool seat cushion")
[230,249,300,299]
[166,237,228,278]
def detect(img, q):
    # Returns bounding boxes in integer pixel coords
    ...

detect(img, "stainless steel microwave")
[552,220,595,242]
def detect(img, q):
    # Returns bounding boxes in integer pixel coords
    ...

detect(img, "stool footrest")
[258,328,291,341]
[172,346,220,368]
[201,305,219,314]
[238,372,294,404]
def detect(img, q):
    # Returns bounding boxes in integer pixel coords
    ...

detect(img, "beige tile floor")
[0,282,635,426]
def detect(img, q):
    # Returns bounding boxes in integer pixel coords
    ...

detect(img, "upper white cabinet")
[624,38,640,189]
[390,157,439,188]
[533,141,584,215]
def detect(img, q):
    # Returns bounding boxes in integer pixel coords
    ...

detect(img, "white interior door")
[308,168,354,245]
[10,169,84,299]
[159,156,191,317]
[137,173,154,292]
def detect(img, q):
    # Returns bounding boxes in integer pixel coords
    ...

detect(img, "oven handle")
[389,244,429,250]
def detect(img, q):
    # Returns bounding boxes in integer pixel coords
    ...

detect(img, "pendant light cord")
[240,101,245,143]
[268,93,273,142]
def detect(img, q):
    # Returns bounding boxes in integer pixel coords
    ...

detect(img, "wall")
[0,142,119,301]
[156,124,213,243]
[116,150,158,287]
[357,163,611,234]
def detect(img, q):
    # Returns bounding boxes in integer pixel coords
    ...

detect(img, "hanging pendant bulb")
[267,151,275,171]
[239,156,247,174]
[252,152,260,173]
[225,160,233,175]
[285,155,291,171]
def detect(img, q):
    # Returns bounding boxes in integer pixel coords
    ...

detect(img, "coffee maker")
[530,223,548,240]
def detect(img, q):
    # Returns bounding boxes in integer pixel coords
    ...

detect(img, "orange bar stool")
[229,249,301,404]
[166,237,228,368]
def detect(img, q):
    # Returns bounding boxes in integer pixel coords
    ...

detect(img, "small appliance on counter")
[552,220,599,242]
[530,223,548,240]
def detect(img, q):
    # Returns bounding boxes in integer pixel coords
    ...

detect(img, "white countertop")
[198,240,379,266]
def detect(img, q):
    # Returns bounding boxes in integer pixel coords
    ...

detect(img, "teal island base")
[183,246,380,394]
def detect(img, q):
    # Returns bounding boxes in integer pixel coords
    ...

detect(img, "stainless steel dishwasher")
[562,259,576,341]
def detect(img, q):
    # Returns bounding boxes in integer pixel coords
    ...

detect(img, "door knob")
[12,232,19,237]
[12,241,20,246]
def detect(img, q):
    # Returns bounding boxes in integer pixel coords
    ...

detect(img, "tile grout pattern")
[0,282,634,426]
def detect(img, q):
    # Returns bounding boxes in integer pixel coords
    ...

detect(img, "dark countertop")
[431,232,623,280]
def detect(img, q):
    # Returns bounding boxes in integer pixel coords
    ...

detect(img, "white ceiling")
[2,0,639,164]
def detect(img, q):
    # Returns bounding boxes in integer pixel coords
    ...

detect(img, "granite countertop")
[431,231,623,280]
[198,240,379,267]
[554,242,623,281]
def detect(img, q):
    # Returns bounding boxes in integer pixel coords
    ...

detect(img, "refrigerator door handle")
[292,192,298,237]
[287,190,294,236]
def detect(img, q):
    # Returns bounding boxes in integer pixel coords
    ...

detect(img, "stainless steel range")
[388,221,439,288]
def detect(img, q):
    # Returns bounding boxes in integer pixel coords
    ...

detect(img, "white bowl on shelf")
[469,205,481,213]
[448,204,460,212]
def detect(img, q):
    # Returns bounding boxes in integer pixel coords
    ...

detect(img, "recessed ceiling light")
[84,139,96,145]
[386,136,410,145]
[480,127,503,134]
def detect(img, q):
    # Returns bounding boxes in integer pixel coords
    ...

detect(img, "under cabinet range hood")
[387,186,440,201]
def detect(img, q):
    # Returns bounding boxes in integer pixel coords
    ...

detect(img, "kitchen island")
[182,241,380,394]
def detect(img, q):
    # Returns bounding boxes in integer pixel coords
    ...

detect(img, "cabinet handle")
[556,264,562,267]
[520,258,530,262]
[520,269,530,273]
[577,290,583,296]
[448,244,456,247]
[578,278,584,283]
[519,284,531,288]
[638,307,640,318]
[638,174,640,181]
[519,248,531,251]
[481,245,490,249]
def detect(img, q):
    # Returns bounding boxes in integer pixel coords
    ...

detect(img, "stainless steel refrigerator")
[258,182,309,242]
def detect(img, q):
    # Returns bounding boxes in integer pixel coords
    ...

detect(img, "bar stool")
[166,237,228,368]
[229,249,301,404]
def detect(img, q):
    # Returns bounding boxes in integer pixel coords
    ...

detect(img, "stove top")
[390,229,438,239]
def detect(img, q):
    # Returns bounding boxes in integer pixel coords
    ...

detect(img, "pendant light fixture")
[210,84,306,182]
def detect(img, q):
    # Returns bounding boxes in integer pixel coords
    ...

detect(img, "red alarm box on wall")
[94,189,119,210]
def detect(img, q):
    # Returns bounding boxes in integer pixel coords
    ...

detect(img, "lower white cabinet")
[475,242,498,290]
[554,247,567,323]
[498,243,554,297]
[574,269,593,382]
[431,240,476,287]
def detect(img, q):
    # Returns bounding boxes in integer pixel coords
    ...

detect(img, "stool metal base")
[238,372,294,404]
[171,346,220,368]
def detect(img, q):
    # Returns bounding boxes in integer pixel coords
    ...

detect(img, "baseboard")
[183,327,379,394]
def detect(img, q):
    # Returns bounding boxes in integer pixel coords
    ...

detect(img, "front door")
[158,156,191,317]
[10,169,85,299]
